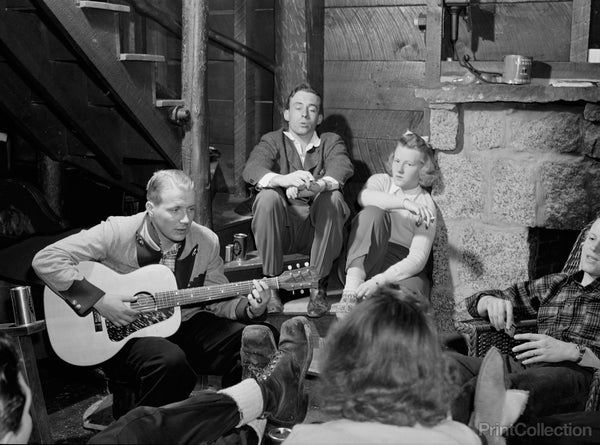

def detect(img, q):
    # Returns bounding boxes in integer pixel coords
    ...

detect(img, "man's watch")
[575,344,586,364]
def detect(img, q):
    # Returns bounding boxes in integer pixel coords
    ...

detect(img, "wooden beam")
[570,0,592,62]
[425,0,442,86]
[273,0,325,128]
[233,0,255,197]
[181,0,212,227]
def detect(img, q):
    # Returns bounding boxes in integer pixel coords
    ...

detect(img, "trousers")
[102,311,249,410]
[448,352,594,423]
[251,188,349,283]
[344,206,432,297]
[88,392,258,445]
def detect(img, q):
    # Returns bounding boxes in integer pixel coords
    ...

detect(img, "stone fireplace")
[417,85,600,332]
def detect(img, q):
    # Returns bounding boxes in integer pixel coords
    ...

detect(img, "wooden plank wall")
[207,0,274,194]
[322,0,575,188]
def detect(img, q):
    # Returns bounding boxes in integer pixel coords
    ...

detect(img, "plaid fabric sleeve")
[466,276,550,320]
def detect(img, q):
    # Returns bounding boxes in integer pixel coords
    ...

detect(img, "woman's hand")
[356,278,380,299]
[402,199,435,229]
[512,333,578,365]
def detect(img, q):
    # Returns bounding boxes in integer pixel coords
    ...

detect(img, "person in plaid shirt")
[451,216,600,428]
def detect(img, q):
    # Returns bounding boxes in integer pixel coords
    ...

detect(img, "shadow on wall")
[320,113,373,216]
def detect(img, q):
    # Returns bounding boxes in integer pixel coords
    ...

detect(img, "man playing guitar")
[33,169,272,416]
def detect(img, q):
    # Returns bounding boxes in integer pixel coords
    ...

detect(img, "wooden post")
[273,0,324,129]
[570,0,591,62]
[233,0,255,197]
[181,0,211,227]
[425,0,443,86]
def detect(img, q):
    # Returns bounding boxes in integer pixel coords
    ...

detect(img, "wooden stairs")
[0,0,182,197]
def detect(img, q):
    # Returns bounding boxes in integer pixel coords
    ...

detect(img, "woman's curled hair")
[318,285,457,427]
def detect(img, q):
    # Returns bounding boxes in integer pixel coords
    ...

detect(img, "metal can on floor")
[224,244,234,262]
[232,233,247,261]
[10,286,36,326]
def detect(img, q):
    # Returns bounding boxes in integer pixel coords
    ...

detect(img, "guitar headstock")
[278,265,318,291]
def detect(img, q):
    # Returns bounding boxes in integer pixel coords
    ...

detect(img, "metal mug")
[502,55,533,85]
[10,286,36,326]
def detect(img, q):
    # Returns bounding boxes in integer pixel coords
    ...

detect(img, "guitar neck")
[132,276,279,312]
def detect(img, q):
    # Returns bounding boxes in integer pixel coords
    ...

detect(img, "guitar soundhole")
[106,308,174,342]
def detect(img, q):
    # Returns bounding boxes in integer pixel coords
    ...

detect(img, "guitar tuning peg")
[304,262,309,267]
[296,263,300,268]
[288,265,292,270]
[300,289,304,294]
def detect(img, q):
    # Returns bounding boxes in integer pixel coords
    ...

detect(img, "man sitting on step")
[242,82,354,318]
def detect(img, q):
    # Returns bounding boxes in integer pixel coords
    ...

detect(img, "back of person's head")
[285,83,323,114]
[386,130,439,188]
[146,169,194,205]
[0,333,28,442]
[319,286,456,427]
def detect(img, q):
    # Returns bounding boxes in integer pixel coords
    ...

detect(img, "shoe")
[306,288,330,318]
[267,289,284,313]
[255,316,313,426]
[472,347,529,445]
[330,291,358,319]
[241,325,277,380]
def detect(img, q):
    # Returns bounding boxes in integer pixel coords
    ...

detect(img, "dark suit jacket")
[242,128,354,190]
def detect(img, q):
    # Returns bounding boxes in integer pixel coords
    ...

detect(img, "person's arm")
[319,133,354,189]
[513,333,600,369]
[201,232,268,322]
[374,212,436,285]
[32,221,115,316]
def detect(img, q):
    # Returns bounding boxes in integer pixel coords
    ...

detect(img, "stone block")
[507,108,582,153]
[490,157,537,226]
[586,162,600,218]
[584,103,600,122]
[430,104,459,151]
[430,286,456,333]
[582,120,600,159]
[540,160,590,230]
[433,153,484,219]
[451,222,530,291]
[463,104,506,151]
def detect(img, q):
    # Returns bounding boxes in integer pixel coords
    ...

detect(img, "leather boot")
[255,316,313,426]
[267,288,284,313]
[472,347,529,445]
[241,325,277,380]
[306,288,330,318]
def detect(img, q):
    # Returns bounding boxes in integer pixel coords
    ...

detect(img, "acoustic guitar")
[43,261,317,366]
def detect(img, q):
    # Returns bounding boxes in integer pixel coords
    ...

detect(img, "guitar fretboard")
[131,277,280,312]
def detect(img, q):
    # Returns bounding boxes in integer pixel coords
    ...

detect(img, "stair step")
[5,0,35,12]
[77,1,130,13]
[155,99,185,108]
[119,53,166,62]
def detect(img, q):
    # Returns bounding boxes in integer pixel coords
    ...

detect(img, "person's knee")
[312,191,348,219]
[357,206,387,222]
[148,346,196,385]
[253,189,285,213]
